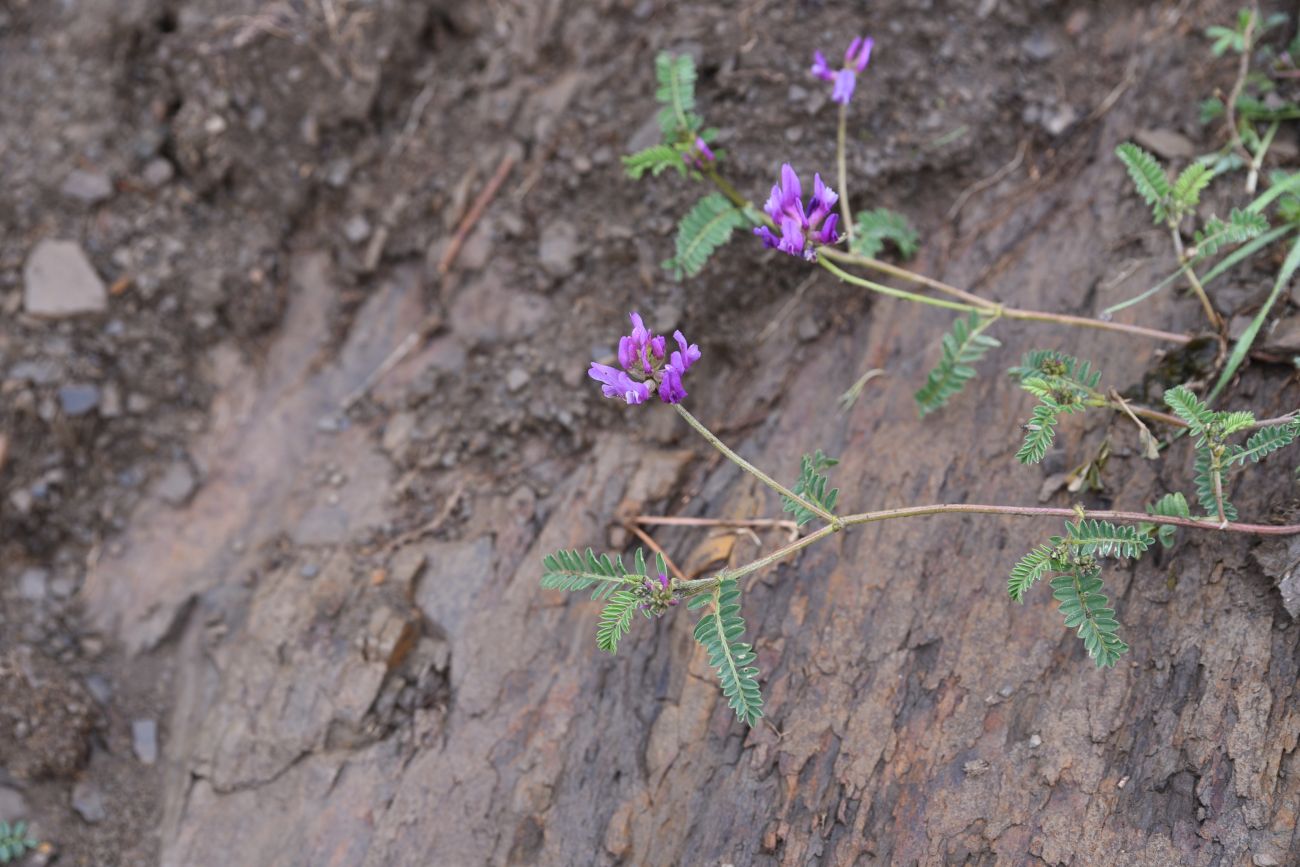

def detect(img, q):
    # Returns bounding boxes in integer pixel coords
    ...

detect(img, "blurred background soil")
[4,0,1300,864]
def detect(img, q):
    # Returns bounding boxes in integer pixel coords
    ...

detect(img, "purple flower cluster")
[811,36,873,105]
[753,164,840,260]
[588,312,700,406]
[638,569,678,616]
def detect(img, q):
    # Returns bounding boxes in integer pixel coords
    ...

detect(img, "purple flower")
[589,312,701,406]
[588,363,652,405]
[682,136,717,170]
[752,164,841,259]
[810,36,874,105]
[671,330,700,373]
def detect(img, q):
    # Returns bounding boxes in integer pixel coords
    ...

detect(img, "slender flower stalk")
[673,405,837,525]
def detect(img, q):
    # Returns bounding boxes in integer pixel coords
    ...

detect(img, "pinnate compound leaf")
[1193,447,1238,521]
[781,450,839,526]
[655,52,701,139]
[1163,385,1217,447]
[664,192,746,278]
[1016,401,1071,464]
[1065,519,1152,560]
[693,578,763,726]
[1009,545,1056,602]
[1116,143,1171,222]
[850,208,920,259]
[623,144,686,180]
[914,312,1001,416]
[1231,420,1300,465]
[596,590,641,654]
[1172,162,1215,212]
[1193,208,1269,257]
[541,547,640,600]
[1050,565,1128,668]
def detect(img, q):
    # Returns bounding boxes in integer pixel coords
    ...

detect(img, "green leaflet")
[693,578,763,726]
[914,312,1001,416]
[781,450,839,527]
[664,192,746,278]
[1050,566,1128,668]
[622,144,686,180]
[1143,492,1191,548]
[850,208,920,259]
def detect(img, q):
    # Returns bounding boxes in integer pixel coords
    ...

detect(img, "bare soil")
[4,0,1300,864]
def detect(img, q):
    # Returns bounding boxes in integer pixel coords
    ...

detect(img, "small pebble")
[18,568,48,601]
[58,384,101,416]
[343,215,372,245]
[141,158,175,188]
[71,780,107,824]
[300,563,320,579]
[131,719,159,765]
[505,367,530,392]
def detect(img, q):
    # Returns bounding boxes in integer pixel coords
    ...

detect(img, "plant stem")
[1169,226,1222,330]
[723,523,839,584]
[819,256,1193,343]
[818,257,977,313]
[1247,119,1279,194]
[838,502,1300,535]
[673,404,837,525]
[1224,4,1259,181]
[820,247,992,306]
[837,102,854,244]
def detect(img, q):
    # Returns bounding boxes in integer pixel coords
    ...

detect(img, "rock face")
[22,240,108,317]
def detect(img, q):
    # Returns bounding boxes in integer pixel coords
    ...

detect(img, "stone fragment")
[1135,128,1196,161]
[18,568,48,601]
[23,240,108,317]
[132,718,158,764]
[60,170,113,204]
[155,461,197,506]
[71,779,107,823]
[58,384,100,416]
[539,221,580,278]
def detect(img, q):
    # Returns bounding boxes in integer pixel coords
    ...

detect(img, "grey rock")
[539,221,581,278]
[131,718,158,764]
[99,382,122,418]
[0,785,28,823]
[299,562,320,579]
[1021,32,1058,61]
[23,240,108,317]
[1135,128,1196,161]
[343,215,372,245]
[1253,534,1300,618]
[84,674,113,706]
[18,568,48,601]
[72,779,107,823]
[141,158,175,189]
[1040,104,1080,137]
[60,170,114,204]
[1262,315,1300,354]
[505,367,530,392]
[7,359,60,384]
[155,461,197,506]
[58,384,100,416]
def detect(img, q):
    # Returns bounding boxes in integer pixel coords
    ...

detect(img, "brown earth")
[4,0,1300,864]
